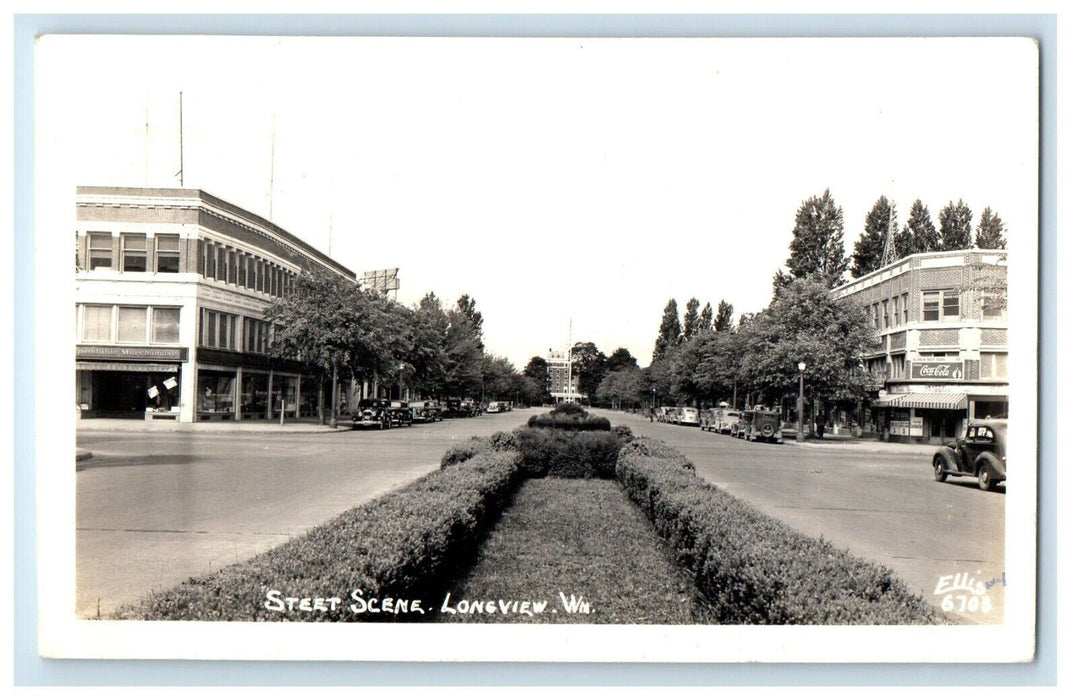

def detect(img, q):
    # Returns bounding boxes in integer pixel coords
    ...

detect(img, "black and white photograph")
[30,29,1041,664]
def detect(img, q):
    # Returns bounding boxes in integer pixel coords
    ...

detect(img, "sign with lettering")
[77,345,188,362]
[911,361,963,381]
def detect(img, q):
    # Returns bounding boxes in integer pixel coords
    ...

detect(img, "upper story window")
[117,307,148,343]
[983,296,1007,321]
[153,308,181,343]
[88,232,113,270]
[882,299,891,329]
[82,304,112,342]
[901,293,909,324]
[121,233,147,272]
[80,304,180,344]
[155,235,180,273]
[922,290,959,322]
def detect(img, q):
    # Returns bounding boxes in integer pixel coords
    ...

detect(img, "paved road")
[599,409,1006,624]
[75,409,539,618]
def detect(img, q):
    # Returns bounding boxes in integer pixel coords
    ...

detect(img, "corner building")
[75,186,356,423]
[832,249,1008,444]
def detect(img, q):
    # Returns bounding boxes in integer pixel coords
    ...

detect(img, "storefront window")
[198,372,235,415]
[240,372,269,417]
[88,232,113,270]
[152,307,181,344]
[121,233,147,272]
[82,305,112,341]
[117,307,147,343]
[155,235,180,273]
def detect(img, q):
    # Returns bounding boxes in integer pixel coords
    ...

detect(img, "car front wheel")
[933,456,948,482]
[978,465,995,491]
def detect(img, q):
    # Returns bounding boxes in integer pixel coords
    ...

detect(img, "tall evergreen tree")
[698,302,713,335]
[652,299,682,362]
[975,206,1007,249]
[851,195,895,279]
[903,199,940,253]
[683,298,701,340]
[939,199,973,250]
[785,189,848,288]
[713,299,734,332]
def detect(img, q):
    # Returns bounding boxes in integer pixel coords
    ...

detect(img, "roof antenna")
[174,91,184,186]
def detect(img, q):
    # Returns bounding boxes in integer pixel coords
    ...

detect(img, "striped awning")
[76,361,179,373]
[873,392,968,410]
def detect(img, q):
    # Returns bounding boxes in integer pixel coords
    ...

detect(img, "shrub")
[616,439,942,625]
[551,402,588,418]
[439,431,519,468]
[611,425,634,442]
[122,452,525,621]
[526,414,612,431]
[512,427,624,479]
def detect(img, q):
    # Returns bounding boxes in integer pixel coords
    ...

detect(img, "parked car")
[933,419,1007,491]
[718,410,741,435]
[743,409,783,443]
[409,400,441,423]
[678,407,700,427]
[662,406,679,424]
[352,398,392,430]
[701,408,720,432]
[388,401,414,427]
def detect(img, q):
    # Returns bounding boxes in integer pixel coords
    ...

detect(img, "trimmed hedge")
[439,431,518,468]
[526,413,612,431]
[514,427,624,479]
[616,439,942,624]
[121,451,525,621]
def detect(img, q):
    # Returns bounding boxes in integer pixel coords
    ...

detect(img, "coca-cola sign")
[912,361,964,381]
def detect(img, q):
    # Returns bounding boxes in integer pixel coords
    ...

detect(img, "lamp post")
[797,361,806,442]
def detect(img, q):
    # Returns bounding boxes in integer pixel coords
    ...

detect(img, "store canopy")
[873,392,968,410]
[76,361,179,373]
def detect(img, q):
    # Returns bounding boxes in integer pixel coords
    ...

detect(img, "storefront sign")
[910,417,924,437]
[911,361,963,381]
[890,417,925,437]
[77,345,188,362]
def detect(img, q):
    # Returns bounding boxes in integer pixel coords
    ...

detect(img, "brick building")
[832,249,1008,443]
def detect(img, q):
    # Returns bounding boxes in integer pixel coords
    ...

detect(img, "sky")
[36,35,1038,370]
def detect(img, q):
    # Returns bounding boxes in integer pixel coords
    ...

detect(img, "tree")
[652,299,682,361]
[596,367,645,410]
[939,199,973,250]
[606,347,638,373]
[481,355,518,401]
[405,293,450,398]
[784,189,848,288]
[443,303,485,400]
[903,199,940,254]
[713,300,734,332]
[975,207,1007,249]
[850,196,895,279]
[523,356,551,403]
[571,341,607,401]
[683,298,701,340]
[268,270,402,427]
[698,302,713,336]
[454,294,485,351]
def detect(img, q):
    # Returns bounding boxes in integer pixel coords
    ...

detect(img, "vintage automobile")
[388,401,414,427]
[742,409,783,443]
[932,419,1007,491]
[700,408,720,432]
[408,400,441,423]
[678,407,701,427]
[718,410,742,435]
[351,398,392,430]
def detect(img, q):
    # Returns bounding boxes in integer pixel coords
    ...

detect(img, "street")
[604,409,1006,624]
[75,409,539,618]
[76,407,1005,623]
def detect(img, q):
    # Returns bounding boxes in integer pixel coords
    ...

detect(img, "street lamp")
[797,361,807,442]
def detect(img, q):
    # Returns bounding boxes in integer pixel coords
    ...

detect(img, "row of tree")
[776,190,1008,291]
[267,271,542,423]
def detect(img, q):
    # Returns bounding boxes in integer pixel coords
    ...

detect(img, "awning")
[873,392,968,410]
[76,361,179,373]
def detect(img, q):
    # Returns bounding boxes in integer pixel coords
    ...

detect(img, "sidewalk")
[76,416,353,434]
[788,432,938,455]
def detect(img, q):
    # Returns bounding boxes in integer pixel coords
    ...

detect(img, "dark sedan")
[933,419,1007,491]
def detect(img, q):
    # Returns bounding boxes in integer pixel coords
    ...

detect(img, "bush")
[439,431,519,468]
[611,425,634,442]
[526,414,612,431]
[615,439,942,625]
[122,452,525,621]
[513,427,624,479]
[551,402,588,418]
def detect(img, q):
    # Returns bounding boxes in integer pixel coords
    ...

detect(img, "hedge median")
[616,438,943,625]
[120,451,524,621]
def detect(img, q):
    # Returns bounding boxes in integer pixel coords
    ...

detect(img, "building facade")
[75,186,357,423]
[546,348,583,404]
[832,249,1008,444]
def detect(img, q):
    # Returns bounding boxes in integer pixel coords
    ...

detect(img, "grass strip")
[438,478,715,624]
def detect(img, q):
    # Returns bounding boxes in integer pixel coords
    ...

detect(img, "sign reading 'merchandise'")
[911,361,964,381]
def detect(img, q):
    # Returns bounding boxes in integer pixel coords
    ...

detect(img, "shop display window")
[198,373,235,415]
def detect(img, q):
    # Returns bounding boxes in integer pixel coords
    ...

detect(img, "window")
[942,291,959,318]
[201,308,239,350]
[152,308,180,343]
[216,245,227,280]
[872,303,880,329]
[901,293,909,324]
[117,307,147,343]
[228,249,237,284]
[238,253,247,288]
[981,352,1008,379]
[121,233,147,272]
[922,292,940,321]
[882,299,890,328]
[155,235,180,273]
[82,305,112,341]
[983,295,1006,321]
[88,232,113,270]
[204,241,216,278]
[892,296,900,327]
